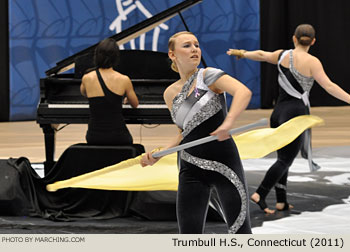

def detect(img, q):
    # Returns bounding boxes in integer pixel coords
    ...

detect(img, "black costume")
[256,50,315,207]
[86,69,132,145]
[171,68,251,234]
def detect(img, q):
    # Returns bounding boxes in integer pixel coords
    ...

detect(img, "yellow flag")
[47,115,323,192]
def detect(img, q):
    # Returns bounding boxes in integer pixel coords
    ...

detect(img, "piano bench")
[46,143,145,177]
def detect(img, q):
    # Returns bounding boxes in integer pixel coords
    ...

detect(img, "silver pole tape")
[152,118,268,158]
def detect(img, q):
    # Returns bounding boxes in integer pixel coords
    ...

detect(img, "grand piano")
[36,0,202,172]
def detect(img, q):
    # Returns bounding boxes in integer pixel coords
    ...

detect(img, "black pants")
[256,133,304,202]
[256,99,307,203]
[177,161,251,234]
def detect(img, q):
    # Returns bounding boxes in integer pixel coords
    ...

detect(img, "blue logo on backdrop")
[9,0,260,121]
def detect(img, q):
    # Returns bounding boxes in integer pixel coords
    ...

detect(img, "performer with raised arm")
[141,31,252,234]
[227,24,350,214]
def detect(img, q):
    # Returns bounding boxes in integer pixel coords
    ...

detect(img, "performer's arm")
[310,57,350,104]
[80,75,87,97]
[123,76,139,108]
[141,130,182,167]
[209,73,252,141]
[227,49,283,64]
[141,82,183,167]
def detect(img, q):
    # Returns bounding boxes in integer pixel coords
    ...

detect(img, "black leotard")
[86,69,132,145]
[256,50,314,203]
[172,68,251,234]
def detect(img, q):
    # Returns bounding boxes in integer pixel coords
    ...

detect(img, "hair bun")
[298,36,312,46]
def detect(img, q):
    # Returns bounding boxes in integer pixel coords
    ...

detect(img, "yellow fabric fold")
[234,115,324,159]
[46,115,324,192]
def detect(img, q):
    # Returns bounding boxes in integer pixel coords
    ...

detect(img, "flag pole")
[152,118,268,158]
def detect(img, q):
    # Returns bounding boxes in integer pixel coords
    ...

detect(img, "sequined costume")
[171,68,251,234]
[256,50,315,205]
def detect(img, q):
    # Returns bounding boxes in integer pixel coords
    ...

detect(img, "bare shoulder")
[273,49,284,55]
[272,49,284,58]
[305,54,322,70]
[82,71,96,81]
[267,49,283,64]
[112,71,130,82]
[110,71,132,89]
[308,54,321,64]
[164,81,180,97]
[164,81,181,104]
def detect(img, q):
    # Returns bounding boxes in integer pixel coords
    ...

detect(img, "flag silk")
[46,115,324,192]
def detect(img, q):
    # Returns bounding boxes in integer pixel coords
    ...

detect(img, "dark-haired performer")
[227,24,350,214]
[80,38,139,145]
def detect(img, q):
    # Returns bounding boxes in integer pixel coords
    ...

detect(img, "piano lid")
[45,0,202,76]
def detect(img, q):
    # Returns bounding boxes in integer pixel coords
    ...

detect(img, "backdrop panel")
[8,0,260,121]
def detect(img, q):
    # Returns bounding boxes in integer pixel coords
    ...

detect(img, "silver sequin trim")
[181,150,247,234]
[289,52,314,92]
[182,95,222,138]
[171,71,198,125]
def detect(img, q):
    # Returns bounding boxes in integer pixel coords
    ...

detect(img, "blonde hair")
[168,31,195,72]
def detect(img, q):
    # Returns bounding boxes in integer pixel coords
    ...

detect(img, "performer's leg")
[275,171,288,203]
[177,167,211,234]
[274,172,291,210]
[213,172,252,234]
[253,134,303,212]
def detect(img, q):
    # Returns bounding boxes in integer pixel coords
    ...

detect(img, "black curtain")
[0,0,9,121]
[260,0,350,108]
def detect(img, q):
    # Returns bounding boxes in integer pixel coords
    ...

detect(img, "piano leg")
[40,124,56,175]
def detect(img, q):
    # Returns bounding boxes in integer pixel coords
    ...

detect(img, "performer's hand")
[226,49,246,60]
[210,125,231,141]
[140,152,160,167]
